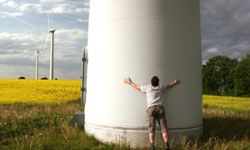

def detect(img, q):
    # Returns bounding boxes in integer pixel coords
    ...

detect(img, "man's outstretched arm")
[165,79,180,90]
[123,77,141,91]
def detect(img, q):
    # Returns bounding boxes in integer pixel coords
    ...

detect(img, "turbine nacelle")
[49,29,56,33]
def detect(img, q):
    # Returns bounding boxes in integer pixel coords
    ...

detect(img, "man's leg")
[163,132,170,149]
[149,132,155,144]
[147,106,156,150]
[159,106,170,149]
[161,127,170,150]
[149,120,156,150]
[162,132,168,143]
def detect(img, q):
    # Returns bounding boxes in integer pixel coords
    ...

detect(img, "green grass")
[0,99,249,150]
[201,106,249,150]
[0,101,131,150]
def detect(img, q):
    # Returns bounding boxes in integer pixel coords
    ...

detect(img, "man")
[123,76,180,150]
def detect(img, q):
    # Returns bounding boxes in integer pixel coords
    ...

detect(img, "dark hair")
[151,76,159,87]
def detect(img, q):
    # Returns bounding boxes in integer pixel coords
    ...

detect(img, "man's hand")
[165,79,181,90]
[174,80,180,85]
[123,77,132,84]
[123,77,140,91]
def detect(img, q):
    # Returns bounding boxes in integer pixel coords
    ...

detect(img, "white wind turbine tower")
[49,29,56,80]
[47,11,56,80]
[32,40,39,80]
[35,50,39,80]
[43,11,56,80]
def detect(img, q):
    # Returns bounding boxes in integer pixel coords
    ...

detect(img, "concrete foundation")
[85,123,202,148]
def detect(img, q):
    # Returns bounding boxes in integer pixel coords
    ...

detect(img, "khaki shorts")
[147,105,168,133]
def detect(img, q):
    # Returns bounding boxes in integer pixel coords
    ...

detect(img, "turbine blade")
[43,33,50,49]
[14,17,36,30]
[47,12,50,30]
[34,40,37,49]
[32,52,36,61]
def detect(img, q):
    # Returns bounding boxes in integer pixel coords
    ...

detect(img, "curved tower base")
[85,123,202,148]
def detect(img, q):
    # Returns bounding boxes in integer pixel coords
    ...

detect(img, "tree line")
[202,54,250,97]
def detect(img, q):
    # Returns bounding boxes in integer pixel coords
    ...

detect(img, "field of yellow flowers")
[0,79,81,104]
[203,95,250,111]
[0,79,249,149]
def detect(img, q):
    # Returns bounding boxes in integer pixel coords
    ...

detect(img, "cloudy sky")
[0,0,249,79]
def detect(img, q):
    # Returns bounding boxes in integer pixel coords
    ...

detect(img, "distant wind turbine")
[35,50,39,80]
[42,9,56,80]
[49,29,56,80]
[32,40,39,80]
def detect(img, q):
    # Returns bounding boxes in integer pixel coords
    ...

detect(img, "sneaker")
[166,142,170,150]
[150,144,155,150]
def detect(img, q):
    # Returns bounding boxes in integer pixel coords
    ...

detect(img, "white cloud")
[37,0,88,14]
[19,3,43,12]
[2,12,24,18]
[50,3,73,14]
[0,32,35,45]
[0,0,9,3]
[6,1,18,8]
[0,0,17,6]
[47,2,88,14]
[0,32,35,40]
[206,47,219,54]
[76,18,88,23]
[39,0,67,4]
[83,1,89,12]
[0,2,42,17]
[57,29,87,39]
[1,0,88,16]
[84,1,90,7]
[75,8,85,13]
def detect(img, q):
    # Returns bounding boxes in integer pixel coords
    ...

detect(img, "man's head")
[151,76,159,87]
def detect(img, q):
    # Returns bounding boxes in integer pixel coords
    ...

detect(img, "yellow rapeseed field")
[203,95,250,111]
[1,79,249,111]
[0,79,81,104]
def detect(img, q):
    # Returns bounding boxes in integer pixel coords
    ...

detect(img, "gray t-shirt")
[140,84,166,108]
